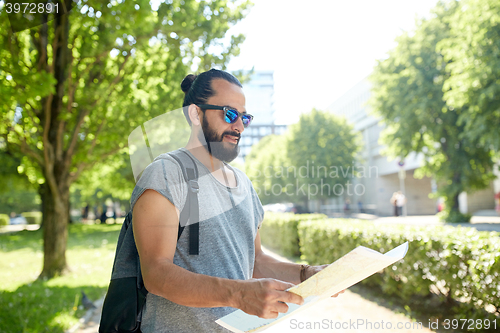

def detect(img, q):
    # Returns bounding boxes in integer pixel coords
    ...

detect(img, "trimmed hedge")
[0,214,9,226]
[298,218,500,320]
[21,211,42,224]
[260,212,327,257]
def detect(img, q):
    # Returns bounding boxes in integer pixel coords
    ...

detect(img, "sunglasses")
[196,104,253,128]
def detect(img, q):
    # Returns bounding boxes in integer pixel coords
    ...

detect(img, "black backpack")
[99,151,200,333]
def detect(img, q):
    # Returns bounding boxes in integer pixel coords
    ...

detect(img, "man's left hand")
[304,264,346,298]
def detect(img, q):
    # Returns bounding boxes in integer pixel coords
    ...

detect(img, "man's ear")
[188,104,201,126]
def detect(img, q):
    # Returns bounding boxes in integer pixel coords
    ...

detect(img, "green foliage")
[0,224,121,332]
[259,212,327,257]
[298,219,500,321]
[0,151,40,214]
[246,135,293,204]
[0,0,250,177]
[0,214,9,226]
[72,151,136,206]
[0,0,250,277]
[246,110,362,205]
[369,1,496,221]
[287,109,362,202]
[438,0,500,151]
[0,189,40,216]
[21,212,42,225]
[437,209,472,225]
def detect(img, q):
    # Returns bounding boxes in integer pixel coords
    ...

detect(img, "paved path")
[371,214,500,233]
[0,224,40,234]
[70,247,433,333]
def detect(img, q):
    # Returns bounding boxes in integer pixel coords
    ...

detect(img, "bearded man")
[130,69,332,332]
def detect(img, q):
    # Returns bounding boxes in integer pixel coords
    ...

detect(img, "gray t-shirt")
[130,148,264,333]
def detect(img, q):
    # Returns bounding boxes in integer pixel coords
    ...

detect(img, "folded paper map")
[216,242,409,333]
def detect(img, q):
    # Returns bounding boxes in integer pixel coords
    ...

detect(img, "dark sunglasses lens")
[242,116,251,127]
[225,109,239,124]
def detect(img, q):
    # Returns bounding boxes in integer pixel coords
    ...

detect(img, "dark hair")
[181,68,242,125]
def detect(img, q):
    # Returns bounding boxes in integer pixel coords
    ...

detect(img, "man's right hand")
[233,278,304,319]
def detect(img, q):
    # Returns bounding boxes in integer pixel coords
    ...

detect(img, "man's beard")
[198,115,240,163]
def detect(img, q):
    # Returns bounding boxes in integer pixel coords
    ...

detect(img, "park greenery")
[0,151,40,214]
[245,109,361,206]
[0,224,121,333]
[258,212,327,257]
[259,213,500,330]
[298,218,500,328]
[71,150,136,214]
[245,134,289,204]
[0,0,250,278]
[438,0,500,152]
[369,0,500,222]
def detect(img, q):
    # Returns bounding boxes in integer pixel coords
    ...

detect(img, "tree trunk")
[451,192,460,212]
[449,171,462,218]
[37,0,72,279]
[39,183,70,279]
[38,184,46,228]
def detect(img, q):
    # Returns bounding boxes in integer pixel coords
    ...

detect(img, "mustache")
[222,131,241,140]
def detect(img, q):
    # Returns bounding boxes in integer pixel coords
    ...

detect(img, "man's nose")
[232,116,245,133]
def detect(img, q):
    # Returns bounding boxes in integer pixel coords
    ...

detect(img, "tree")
[369,1,496,222]
[245,110,361,207]
[245,134,293,205]
[286,109,361,206]
[438,0,500,151]
[0,0,250,278]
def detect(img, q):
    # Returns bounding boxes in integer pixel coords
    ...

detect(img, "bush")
[0,214,9,226]
[21,212,42,224]
[260,212,326,257]
[298,218,500,321]
[438,209,472,223]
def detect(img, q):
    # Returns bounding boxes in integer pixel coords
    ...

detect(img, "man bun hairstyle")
[181,68,242,125]
[181,74,197,94]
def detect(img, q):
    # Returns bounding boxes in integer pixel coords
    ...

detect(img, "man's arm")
[252,231,326,284]
[133,189,304,319]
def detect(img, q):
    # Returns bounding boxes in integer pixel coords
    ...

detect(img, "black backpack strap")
[168,151,200,255]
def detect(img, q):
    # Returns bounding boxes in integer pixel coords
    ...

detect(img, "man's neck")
[184,138,237,187]
[184,141,225,173]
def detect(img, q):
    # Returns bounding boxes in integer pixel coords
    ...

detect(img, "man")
[390,192,399,216]
[396,191,407,216]
[131,69,333,332]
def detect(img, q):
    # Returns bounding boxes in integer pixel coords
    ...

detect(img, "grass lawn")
[0,223,121,333]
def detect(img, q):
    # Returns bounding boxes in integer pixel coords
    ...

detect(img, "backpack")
[99,151,200,333]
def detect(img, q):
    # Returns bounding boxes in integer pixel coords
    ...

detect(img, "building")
[325,78,498,216]
[242,71,275,125]
[239,71,287,159]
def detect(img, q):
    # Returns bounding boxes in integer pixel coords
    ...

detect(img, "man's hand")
[304,264,346,298]
[233,278,304,319]
[304,264,329,280]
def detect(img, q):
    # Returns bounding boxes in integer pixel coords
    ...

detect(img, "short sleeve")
[130,155,188,213]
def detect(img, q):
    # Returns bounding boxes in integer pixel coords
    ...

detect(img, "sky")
[224,0,440,125]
